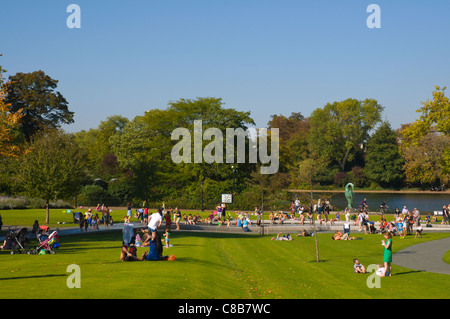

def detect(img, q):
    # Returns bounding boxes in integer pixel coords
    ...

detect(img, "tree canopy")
[3,70,74,141]
[308,98,383,172]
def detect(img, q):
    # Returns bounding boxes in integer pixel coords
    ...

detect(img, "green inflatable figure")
[345,183,355,209]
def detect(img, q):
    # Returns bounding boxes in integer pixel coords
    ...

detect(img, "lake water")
[322,192,450,214]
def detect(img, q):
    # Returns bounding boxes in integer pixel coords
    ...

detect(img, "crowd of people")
[74,204,114,232]
[71,197,449,268]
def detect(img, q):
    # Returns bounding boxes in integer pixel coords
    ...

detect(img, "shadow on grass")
[0,230,267,256]
[0,274,66,281]
[393,270,424,276]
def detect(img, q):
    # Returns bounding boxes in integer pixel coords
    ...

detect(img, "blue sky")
[1,0,449,132]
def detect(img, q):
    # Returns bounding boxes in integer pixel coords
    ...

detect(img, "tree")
[0,71,26,158]
[296,155,330,263]
[309,98,384,172]
[3,70,74,141]
[401,86,450,178]
[15,129,88,223]
[74,115,129,179]
[401,133,450,188]
[365,122,405,188]
[110,97,256,204]
[268,112,310,177]
[402,86,450,146]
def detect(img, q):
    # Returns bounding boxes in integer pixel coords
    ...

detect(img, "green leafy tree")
[365,122,405,188]
[110,97,256,204]
[15,129,88,223]
[309,98,384,172]
[3,70,74,141]
[74,115,129,180]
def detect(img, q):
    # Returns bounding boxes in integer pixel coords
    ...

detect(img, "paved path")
[393,236,450,275]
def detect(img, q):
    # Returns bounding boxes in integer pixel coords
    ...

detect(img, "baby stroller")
[33,227,59,254]
[10,228,29,254]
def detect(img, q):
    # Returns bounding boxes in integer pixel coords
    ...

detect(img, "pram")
[32,227,59,254]
[122,223,136,246]
[10,228,29,254]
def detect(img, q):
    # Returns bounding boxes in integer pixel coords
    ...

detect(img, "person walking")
[381,232,393,276]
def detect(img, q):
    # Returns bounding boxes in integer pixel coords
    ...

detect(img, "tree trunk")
[45,199,50,224]
[340,148,351,172]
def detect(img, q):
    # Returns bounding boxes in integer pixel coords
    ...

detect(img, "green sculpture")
[345,183,354,209]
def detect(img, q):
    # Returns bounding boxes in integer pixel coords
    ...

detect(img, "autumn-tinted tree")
[401,133,450,188]
[4,70,74,141]
[0,70,26,158]
[402,86,450,178]
[268,112,310,173]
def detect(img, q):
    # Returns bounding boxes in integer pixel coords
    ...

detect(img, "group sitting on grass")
[120,232,175,262]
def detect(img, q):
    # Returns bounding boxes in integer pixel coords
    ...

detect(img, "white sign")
[222,194,232,204]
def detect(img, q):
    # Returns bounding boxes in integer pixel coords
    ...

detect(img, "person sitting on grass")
[145,233,169,261]
[353,258,366,273]
[120,243,145,262]
[271,233,292,241]
[332,231,355,240]
[297,229,310,237]
[0,233,13,250]
[376,263,387,277]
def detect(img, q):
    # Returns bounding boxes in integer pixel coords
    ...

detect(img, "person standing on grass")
[102,205,110,227]
[148,209,163,241]
[174,207,181,230]
[78,213,85,232]
[442,205,449,225]
[127,202,132,220]
[381,232,393,276]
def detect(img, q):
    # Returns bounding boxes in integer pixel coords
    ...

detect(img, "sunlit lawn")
[0,228,449,299]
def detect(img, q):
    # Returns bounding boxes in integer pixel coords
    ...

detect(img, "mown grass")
[0,229,449,299]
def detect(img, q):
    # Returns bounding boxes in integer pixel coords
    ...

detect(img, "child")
[376,263,387,277]
[163,228,171,248]
[353,258,366,273]
[415,225,423,238]
[397,220,405,239]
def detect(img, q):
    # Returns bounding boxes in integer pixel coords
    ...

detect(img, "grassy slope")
[0,230,449,299]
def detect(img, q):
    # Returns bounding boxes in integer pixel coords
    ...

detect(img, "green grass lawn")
[1,228,449,299]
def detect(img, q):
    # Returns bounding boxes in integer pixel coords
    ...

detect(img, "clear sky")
[1,0,449,132]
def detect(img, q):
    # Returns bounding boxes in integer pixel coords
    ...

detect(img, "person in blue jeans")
[145,233,168,261]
